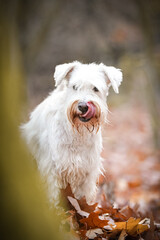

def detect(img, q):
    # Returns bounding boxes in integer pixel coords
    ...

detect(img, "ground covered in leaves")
[62,102,160,240]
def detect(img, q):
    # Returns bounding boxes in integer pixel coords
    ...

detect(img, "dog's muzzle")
[78,102,96,122]
[67,100,101,133]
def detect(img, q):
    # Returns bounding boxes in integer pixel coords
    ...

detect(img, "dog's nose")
[78,102,88,114]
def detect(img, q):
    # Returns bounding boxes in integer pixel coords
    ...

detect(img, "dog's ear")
[54,61,80,86]
[100,63,123,94]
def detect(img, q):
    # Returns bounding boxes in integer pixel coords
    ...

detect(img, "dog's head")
[54,61,122,133]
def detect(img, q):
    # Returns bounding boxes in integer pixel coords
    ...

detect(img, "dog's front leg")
[74,170,99,205]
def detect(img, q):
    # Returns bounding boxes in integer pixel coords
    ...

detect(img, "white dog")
[22,61,122,205]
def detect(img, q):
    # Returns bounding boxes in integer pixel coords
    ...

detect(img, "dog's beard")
[67,100,102,133]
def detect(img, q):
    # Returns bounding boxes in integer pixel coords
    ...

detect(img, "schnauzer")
[22,61,122,205]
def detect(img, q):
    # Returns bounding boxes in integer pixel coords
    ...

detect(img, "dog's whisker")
[92,124,95,133]
[96,124,100,134]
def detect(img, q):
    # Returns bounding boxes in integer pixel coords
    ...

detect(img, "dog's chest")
[56,131,101,168]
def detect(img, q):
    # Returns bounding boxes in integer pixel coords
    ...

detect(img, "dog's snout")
[78,102,88,114]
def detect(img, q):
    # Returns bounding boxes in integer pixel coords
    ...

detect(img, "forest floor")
[63,101,160,240]
[101,101,160,217]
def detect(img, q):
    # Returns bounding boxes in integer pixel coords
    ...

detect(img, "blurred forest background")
[0,0,160,239]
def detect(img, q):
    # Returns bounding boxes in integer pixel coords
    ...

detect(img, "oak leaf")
[114,217,149,236]
[67,196,89,217]
[78,198,98,213]
[96,207,127,221]
[80,212,108,229]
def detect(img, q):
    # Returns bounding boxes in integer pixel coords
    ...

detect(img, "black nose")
[78,102,88,114]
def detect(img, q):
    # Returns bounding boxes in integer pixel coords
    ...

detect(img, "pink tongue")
[81,102,96,120]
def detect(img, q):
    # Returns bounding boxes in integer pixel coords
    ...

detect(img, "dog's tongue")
[81,102,96,120]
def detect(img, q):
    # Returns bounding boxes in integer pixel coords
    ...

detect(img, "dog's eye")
[93,86,99,92]
[73,85,77,90]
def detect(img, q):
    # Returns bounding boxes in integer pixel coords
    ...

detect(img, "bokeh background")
[1,0,160,239]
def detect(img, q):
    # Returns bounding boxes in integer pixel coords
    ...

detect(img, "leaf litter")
[63,195,154,239]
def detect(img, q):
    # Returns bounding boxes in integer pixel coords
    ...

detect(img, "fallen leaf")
[139,218,150,226]
[120,205,138,219]
[68,196,89,217]
[99,214,115,226]
[114,217,149,236]
[86,228,103,239]
[61,184,74,199]
[97,207,127,221]
[78,197,98,213]
[79,229,87,239]
[144,213,155,240]
[137,223,149,235]
[126,217,141,236]
[118,229,127,240]
[80,212,108,229]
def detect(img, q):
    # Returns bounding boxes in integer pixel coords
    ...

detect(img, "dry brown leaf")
[67,196,89,217]
[80,212,108,229]
[137,223,149,235]
[78,198,98,213]
[119,205,138,219]
[86,228,103,239]
[96,207,127,221]
[79,229,87,239]
[118,229,127,240]
[61,184,74,199]
[126,217,141,236]
[114,217,149,236]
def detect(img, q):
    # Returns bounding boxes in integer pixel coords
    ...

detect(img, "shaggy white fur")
[21,61,122,205]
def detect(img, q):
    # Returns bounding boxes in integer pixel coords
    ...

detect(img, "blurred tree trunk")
[23,0,63,69]
[0,1,66,239]
[135,0,160,149]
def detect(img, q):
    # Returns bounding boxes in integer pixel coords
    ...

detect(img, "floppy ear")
[54,61,80,87]
[100,63,123,94]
